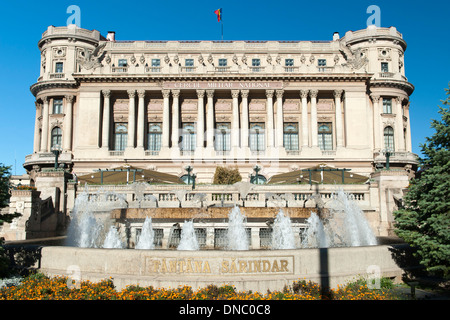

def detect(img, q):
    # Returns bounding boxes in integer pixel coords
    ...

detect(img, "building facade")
[2,24,419,241]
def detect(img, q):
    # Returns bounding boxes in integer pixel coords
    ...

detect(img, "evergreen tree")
[394,85,450,279]
[213,166,242,185]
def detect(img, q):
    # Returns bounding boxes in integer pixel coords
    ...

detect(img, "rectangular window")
[53,98,63,114]
[215,123,231,151]
[252,59,260,66]
[318,122,333,151]
[283,123,299,151]
[118,59,128,67]
[55,62,64,73]
[151,59,160,67]
[181,123,196,151]
[318,59,327,66]
[114,123,128,151]
[285,59,294,66]
[218,59,227,66]
[249,123,265,151]
[185,59,194,67]
[147,123,162,151]
[381,62,389,72]
[383,98,392,114]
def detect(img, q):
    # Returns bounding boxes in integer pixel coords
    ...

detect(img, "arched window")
[181,123,196,151]
[114,123,128,151]
[51,127,62,148]
[283,123,299,150]
[318,123,333,150]
[249,123,265,151]
[384,126,395,150]
[147,123,162,151]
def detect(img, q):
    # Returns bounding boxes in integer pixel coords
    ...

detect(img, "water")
[302,189,377,248]
[271,210,296,249]
[103,226,124,249]
[66,188,126,249]
[227,206,249,250]
[135,217,155,250]
[177,220,199,250]
[301,212,329,248]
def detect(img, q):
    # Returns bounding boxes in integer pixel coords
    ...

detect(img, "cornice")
[72,73,373,84]
[30,80,78,97]
[369,79,414,96]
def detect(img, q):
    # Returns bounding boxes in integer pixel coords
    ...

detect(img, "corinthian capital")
[309,89,318,99]
[231,90,240,99]
[65,95,75,103]
[196,89,205,98]
[127,90,136,98]
[276,89,284,99]
[206,89,215,98]
[171,89,180,98]
[240,89,249,98]
[300,89,309,99]
[102,90,111,98]
[334,89,343,99]
[137,89,146,98]
[265,89,274,98]
[370,94,380,103]
[162,89,171,99]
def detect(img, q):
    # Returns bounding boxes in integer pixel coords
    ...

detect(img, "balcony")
[284,66,299,73]
[214,66,231,73]
[180,66,197,73]
[249,66,265,73]
[112,67,128,73]
[145,67,161,73]
[379,72,395,78]
[373,151,419,165]
[49,73,65,79]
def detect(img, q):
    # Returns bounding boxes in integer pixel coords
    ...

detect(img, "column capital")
[42,96,49,103]
[240,89,249,98]
[171,89,180,98]
[333,89,344,99]
[102,89,111,98]
[196,89,205,98]
[65,95,75,103]
[137,89,146,98]
[127,89,136,98]
[370,94,380,103]
[309,89,318,98]
[162,89,171,98]
[276,89,284,99]
[300,89,309,99]
[394,96,403,104]
[206,89,215,98]
[231,89,240,98]
[265,89,274,98]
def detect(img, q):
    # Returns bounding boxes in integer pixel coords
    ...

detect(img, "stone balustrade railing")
[73,183,371,210]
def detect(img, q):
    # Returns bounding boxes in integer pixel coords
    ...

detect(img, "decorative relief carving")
[76,42,106,70]
[339,41,368,70]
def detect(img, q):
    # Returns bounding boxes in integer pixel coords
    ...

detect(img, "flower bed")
[0,273,402,300]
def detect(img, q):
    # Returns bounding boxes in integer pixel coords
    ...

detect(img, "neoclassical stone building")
[4,24,419,241]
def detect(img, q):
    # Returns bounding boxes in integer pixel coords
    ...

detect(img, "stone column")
[33,102,40,153]
[276,90,284,148]
[405,102,412,152]
[196,89,205,148]
[206,90,215,148]
[63,95,74,151]
[162,89,171,148]
[231,89,240,148]
[127,90,136,148]
[310,89,318,148]
[395,97,405,151]
[40,96,49,152]
[266,89,274,148]
[334,89,344,147]
[101,90,111,150]
[300,90,309,147]
[171,89,180,148]
[136,89,146,149]
[370,94,381,151]
[240,90,249,148]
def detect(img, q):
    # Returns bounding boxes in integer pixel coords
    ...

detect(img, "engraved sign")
[163,81,283,90]
[145,256,294,276]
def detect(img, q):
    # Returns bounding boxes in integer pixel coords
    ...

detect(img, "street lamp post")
[382,148,393,170]
[185,165,196,190]
[51,145,62,169]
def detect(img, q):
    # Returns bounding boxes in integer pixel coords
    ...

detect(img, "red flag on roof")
[214,8,222,22]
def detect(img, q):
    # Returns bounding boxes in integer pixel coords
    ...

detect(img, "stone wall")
[40,245,412,291]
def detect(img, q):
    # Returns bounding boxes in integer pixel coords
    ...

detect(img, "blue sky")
[0,0,449,175]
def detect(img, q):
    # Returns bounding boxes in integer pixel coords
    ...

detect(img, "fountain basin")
[39,244,410,292]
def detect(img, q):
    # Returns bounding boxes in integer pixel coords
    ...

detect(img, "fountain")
[271,210,296,249]
[301,212,329,248]
[135,217,155,250]
[177,220,199,251]
[226,205,249,250]
[103,226,124,249]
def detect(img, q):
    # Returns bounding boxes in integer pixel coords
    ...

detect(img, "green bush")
[213,166,242,185]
